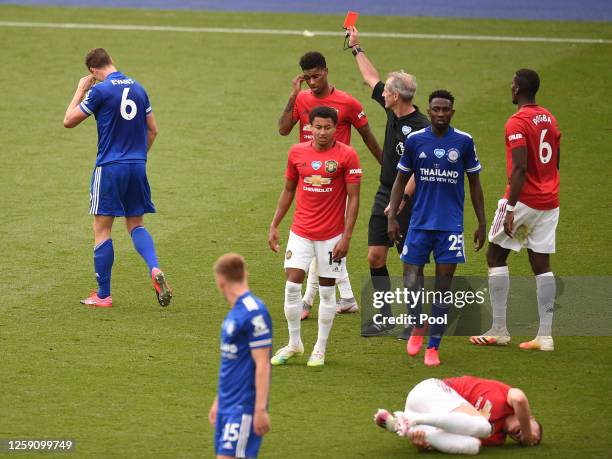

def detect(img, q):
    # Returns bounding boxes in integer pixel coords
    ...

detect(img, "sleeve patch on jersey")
[508,133,523,141]
[466,165,482,173]
[357,111,366,119]
[243,296,259,312]
[251,314,270,337]
[249,338,272,348]
[146,106,152,113]
[349,168,362,175]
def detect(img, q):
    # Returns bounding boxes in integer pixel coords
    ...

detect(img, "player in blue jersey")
[209,253,272,459]
[63,48,172,308]
[387,90,486,366]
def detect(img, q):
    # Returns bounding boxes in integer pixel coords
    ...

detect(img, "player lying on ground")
[210,253,272,459]
[278,51,381,319]
[374,376,542,455]
[63,47,172,308]
[269,106,361,367]
[471,68,561,351]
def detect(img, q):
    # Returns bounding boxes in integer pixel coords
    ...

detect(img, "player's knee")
[473,416,493,438]
[285,281,302,305]
[486,246,506,268]
[367,249,387,268]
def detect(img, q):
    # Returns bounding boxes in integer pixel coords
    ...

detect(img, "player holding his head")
[346,27,431,337]
[471,69,561,351]
[278,51,381,320]
[387,90,486,366]
[209,253,272,459]
[269,106,362,367]
[374,376,542,455]
[63,48,171,308]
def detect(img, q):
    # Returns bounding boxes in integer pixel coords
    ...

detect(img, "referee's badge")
[402,125,412,135]
[325,160,338,173]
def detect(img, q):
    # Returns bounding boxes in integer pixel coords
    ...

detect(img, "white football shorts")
[405,378,467,414]
[488,199,559,254]
[284,231,346,279]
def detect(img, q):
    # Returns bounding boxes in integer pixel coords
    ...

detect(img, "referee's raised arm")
[347,26,380,89]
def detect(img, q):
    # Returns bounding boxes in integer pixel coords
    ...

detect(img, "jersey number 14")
[120,88,137,121]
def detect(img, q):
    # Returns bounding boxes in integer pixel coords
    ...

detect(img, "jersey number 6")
[120,88,137,121]
[538,128,553,164]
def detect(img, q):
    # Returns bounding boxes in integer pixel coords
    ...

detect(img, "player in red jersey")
[373,376,542,454]
[471,69,561,352]
[278,51,381,320]
[269,106,361,367]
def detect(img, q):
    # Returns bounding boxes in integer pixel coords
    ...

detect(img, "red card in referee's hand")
[343,11,359,29]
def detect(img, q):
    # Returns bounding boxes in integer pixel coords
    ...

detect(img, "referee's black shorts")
[368,185,411,253]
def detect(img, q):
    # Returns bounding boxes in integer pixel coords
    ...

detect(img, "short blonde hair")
[213,253,246,283]
[386,71,417,102]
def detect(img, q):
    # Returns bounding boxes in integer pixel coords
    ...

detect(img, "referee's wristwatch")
[352,46,364,57]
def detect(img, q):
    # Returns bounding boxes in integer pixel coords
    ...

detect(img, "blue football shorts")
[215,411,262,458]
[89,162,155,217]
[400,229,466,265]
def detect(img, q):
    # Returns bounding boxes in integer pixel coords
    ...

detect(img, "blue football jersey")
[79,71,151,166]
[397,126,481,231]
[218,292,272,414]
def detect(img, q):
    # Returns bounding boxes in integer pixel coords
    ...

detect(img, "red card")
[343,11,359,29]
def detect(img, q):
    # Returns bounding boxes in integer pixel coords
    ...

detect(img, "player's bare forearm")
[270,186,296,229]
[146,113,158,152]
[64,75,95,128]
[252,348,271,413]
[389,172,410,219]
[507,147,528,206]
[358,124,382,164]
[343,183,360,240]
[252,348,271,436]
[468,174,486,227]
[508,389,533,440]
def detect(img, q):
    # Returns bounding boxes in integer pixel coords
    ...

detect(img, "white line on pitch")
[0,21,610,44]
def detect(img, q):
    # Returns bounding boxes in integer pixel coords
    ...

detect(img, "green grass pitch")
[1,5,611,458]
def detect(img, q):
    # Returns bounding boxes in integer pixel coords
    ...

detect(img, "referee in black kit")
[347,26,430,338]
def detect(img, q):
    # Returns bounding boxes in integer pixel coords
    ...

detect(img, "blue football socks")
[94,239,114,299]
[130,226,159,272]
[428,302,449,349]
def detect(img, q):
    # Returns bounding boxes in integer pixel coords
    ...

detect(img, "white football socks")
[488,266,510,334]
[314,285,336,354]
[284,281,303,348]
[536,272,555,336]
[409,425,481,455]
[336,271,355,300]
[302,259,319,306]
[408,412,491,438]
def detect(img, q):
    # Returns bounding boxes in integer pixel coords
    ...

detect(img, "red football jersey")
[292,87,368,144]
[504,104,561,210]
[285,141,362,240]
[444,376,514,446]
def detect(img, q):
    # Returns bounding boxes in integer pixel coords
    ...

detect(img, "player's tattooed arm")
[357,124,383,164]
[388,171,411,243]
[278,75,304,135]
[504,146,528,237]
[269,178,298,252]
[467,173,486,251]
